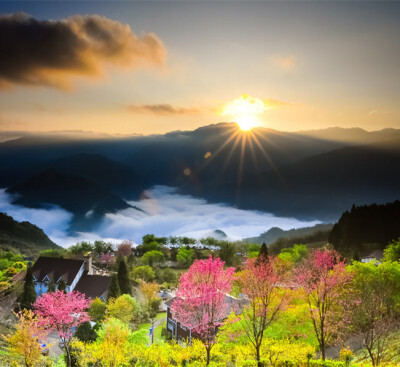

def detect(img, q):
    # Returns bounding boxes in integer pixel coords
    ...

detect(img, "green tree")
[107,294,141,325]
[130,266,156,282]
[57,278,67,293]
[383,237,400,262]
[259,242,269,259]
[108,273,121,300]
[75,321,97,342]
[47,280,55,293]
[177,247,195,266]
[142,250,165,267]
[117,259,131,295]
[218,241,236,266]
[89,297,107,322]
[17,264,36,310]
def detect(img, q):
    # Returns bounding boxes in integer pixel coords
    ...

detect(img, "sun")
[221,94,266,131]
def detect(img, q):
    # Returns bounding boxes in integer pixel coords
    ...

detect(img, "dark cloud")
[0,13,166,89]
[126,104,201,115]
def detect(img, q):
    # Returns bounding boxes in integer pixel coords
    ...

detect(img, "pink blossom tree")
[294,249,353,360]
[33,290,90,367]
[237,256,289,367]
[171,256,235,365]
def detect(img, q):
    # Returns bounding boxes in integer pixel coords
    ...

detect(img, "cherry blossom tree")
[236,256,289,367]
[33,290,90,367]
[171,256,235,365]
[294,249,353,360]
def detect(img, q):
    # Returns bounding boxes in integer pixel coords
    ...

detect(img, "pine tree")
[258,242,269,261]
[108,273,120,300]
[47,280,56,293]
[58,278,67,293]
[17,264,36,310]
[117,259,131,295]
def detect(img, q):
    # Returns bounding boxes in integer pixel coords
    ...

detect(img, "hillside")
[7,169,134,232]
[329,200,400,255]
[0,212,60,256]
[244,223,333,245]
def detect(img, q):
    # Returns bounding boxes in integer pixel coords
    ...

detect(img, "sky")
[0,1,400,135]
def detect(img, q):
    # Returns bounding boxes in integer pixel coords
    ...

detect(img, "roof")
[74,271,111,299]
[32,257,85,285]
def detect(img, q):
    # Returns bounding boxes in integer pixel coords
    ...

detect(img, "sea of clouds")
[0,186,320,247]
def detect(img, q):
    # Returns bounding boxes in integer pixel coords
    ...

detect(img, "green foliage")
[177,247,195,266]
[57,278,67,293]
[278,244,308,265]
[141,250,164,267]
[218,241,237,266]
[68,241,94,255]
[258,242,269,259]
[16,264,36,311]
[107,294,141,325]
[131,265,156,282]
[39,248,66,258]
[156,268,178,285]
[75,321,97,342]
[383,237,400,262]
[0,212,59,256]
[0,250,24,271]
[108,273,120,300]
[117,258,131,295]
[47,280,55,293]
[89,298,106,322]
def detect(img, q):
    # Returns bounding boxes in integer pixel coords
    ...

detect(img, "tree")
[89,297,106,322]
[294,249,353,360]
[177,247,195,266]
[236,256,288,367]
[218,241,236,266]
[171,256,235,365]
[33,290,90,367]
[108,273,121,300]
[47,280,55,293]
[75,321,97,342]
[130,265,156,282]
[117,259,131,295]
[349,261,400,366]
[383,237,400,262]
[5,310,49,367]
[259,242,269,259]
[141,250,165,267]
[57,278,67,293]
[107,294,141,325]
[117,241,132,257]
[139,282,161,319]
[17,264,36,311]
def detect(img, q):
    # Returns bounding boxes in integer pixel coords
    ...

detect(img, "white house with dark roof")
[31,256,111,300]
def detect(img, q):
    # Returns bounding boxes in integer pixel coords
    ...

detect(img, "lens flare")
[222,94,266,131]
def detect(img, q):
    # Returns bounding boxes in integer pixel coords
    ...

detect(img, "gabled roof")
[31,257,85,285]
[74,271,111,299]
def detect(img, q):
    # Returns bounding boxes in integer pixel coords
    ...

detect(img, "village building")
[165,294,247,343]
[31,256,111,300]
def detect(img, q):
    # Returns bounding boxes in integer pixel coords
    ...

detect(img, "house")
[31,256,111,300]
[361,250,384,264]
[165,294,247,343]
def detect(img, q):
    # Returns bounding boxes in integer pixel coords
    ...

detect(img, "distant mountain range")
[244,223,333,245]
[0,123,399,231]
[0,212,60,256]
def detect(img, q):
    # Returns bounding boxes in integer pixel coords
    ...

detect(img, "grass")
[138,312,167,344]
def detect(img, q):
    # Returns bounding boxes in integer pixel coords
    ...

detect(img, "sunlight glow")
[222,94,266,131]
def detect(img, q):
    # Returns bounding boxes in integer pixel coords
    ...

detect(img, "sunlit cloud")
[0,13,167,89]
[125,104,202,115]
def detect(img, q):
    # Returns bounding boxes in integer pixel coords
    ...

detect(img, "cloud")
[0,13,166,89]
[0,186,320,247]
[125,104,202,115]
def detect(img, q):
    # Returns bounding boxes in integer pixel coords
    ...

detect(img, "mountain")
[205,137,400,221]
[329,200,400,255]
[244,223,333,245]
[0,124,399,223]
[0,212,60,256]
[6,169,133,232]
